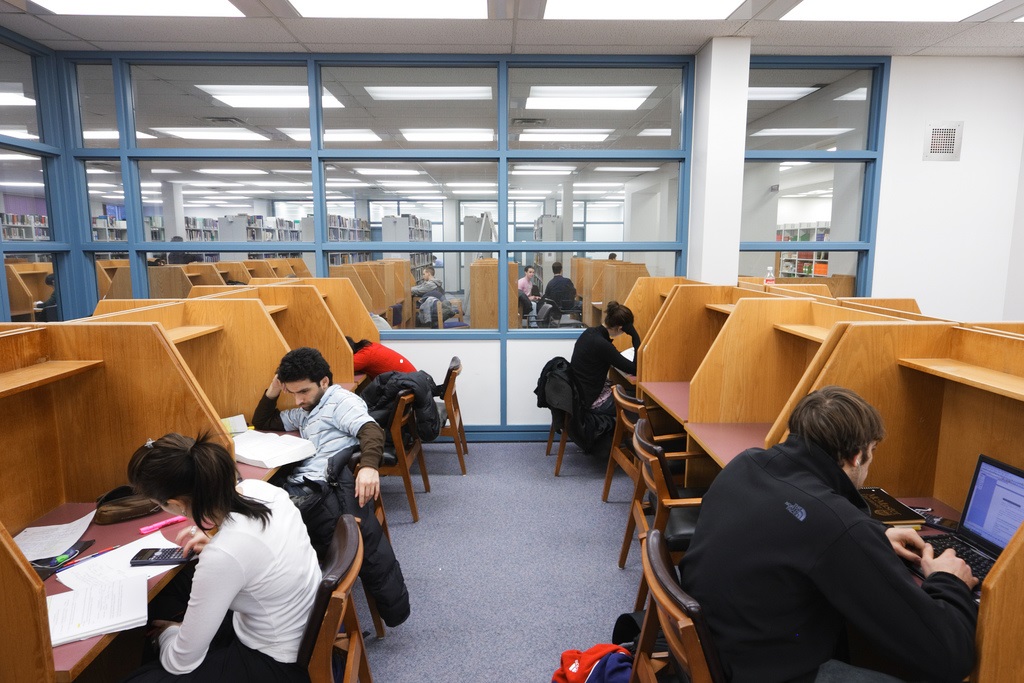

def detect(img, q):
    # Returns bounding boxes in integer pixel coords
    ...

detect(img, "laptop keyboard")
[927,535,994,583]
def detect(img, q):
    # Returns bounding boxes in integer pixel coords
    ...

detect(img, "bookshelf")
[0,213,49,242]
[144,216,165,242]
[219,214,302,243]
[91,215,127,242]
[382,214,433,281]
[775,222,830,277]
[185,216,219,242]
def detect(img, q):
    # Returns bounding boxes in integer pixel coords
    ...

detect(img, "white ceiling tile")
[88,41,306,52]
[738,19,967,47]
[37,16,296,43]
[304,42,512,54]
[927,23,1024,48]
[0,13,80,40]
[512,43,707,55]
[513,19,746,46]
[279,18,513,44]
[915,46,1024,56]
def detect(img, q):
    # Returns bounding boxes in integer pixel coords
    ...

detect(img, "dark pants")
[120,565,309,683]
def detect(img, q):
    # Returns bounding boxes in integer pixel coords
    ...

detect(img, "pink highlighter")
[139,515,188,535]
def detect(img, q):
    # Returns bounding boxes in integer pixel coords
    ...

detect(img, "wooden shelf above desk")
[264,304,287,315]
[898,357,1024,403]
[164,324,223,344]
[705,303,734,315]
[0,360,103,399]
[774,322,829,343]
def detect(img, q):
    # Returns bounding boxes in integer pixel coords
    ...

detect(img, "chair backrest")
[296,513,362,668]
[634,418,680,500]
[644,529,727,683]
[389,391,418,448]
[439,356,462,397]
[537,298,561,327]
[612,385,643,432]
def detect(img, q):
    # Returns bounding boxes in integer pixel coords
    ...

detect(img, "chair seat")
[663,506,701,552]
[378,451,398,467]
[444,319,470,328]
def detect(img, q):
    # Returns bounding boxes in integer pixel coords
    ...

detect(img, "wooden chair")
[546,411,571,476]
[626,418,703,610]
[602,385,642,502]
[631,529,726,683]
[436,356,469,474]
[297,514,373,683]
[378,391,430,522]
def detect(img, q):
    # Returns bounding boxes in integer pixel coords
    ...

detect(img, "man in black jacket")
[680,386,977,683]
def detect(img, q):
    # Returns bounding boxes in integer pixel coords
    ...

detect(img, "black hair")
[345,336,373,353]
[128,432,270,532]
[551,261,563,274]
[44,273,55,286]
[277,346,333,384]
[604,301,634,329]
[788,386,886,466]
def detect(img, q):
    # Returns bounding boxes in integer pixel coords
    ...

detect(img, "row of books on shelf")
[2,212,47,226]
[2,224,51,240]
[382,215,432,243]
[328,251,373,266]
[776,221,830,242]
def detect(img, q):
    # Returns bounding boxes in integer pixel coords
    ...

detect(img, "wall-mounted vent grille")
[923,121,963,161]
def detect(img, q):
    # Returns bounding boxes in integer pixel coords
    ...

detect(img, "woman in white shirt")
[121,433,320,682]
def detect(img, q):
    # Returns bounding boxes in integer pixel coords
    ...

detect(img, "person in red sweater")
[347,337,417,380]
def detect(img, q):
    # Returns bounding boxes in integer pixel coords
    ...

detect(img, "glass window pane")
[509,161,677,242]
[741,161,864,243]
[739,250,859,293]
[321,66,498,150]
[326,250,497,330]
[324,161,495,243]
[0,44,40,143]
[1,153,50,242]
[509,67,682,150]
[6,253,57,321]
[131,64,311,149]
[747,68,873,151]
[86,160,126,243]
[77,63,118,148]
[93,252,131,300]
[142,251,315,298]
[137,159,313,243]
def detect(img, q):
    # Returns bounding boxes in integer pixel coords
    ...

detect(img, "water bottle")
[765,266,776,286]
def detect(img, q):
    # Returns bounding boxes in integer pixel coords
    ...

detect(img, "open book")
[233,431,316,469]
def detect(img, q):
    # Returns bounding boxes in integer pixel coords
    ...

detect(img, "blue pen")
[55,545,121,573]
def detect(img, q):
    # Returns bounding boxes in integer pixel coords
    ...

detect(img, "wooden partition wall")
[0,322,227,683]
[6,262,53,320]
[246,277,379,344]
[86,299,288,422]
[469,258,518,329]
[764,321,1024,682]
[326,264,374,312]
[620,276,702,344]
[94,260,129,300]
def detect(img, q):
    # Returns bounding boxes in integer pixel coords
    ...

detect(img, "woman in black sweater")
[570,301,640,416]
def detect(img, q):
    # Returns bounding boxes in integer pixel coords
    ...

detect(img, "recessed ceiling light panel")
[544,0,744,20]
[364,86,492,101]
[31,0,244,16]
[287,0,487,19]
[782,0,998,22]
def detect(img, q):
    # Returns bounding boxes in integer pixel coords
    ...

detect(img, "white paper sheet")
[56,533,181,590]
[13,511,96,562]
[47,576,148,647]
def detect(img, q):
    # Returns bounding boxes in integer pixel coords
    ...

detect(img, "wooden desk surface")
[640,381,690,424]
[36,504,187,682]
[611,366,637,386]
[684,422,771,467]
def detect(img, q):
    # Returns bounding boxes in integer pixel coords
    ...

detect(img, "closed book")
[233,431,315,469]
[859,487,925,528]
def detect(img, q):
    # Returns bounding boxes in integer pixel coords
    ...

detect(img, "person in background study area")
[347,335,416,380]
[570,301,640,417]
[680,386,977,683]
[121,432,318,683]
[542,260,581,313]
[608,252,617,260]
[252,347,410,628]
[518,265,541,301]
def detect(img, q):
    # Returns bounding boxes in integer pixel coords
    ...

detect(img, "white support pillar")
[688,36,751,284]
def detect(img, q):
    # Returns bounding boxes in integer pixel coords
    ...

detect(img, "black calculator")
[130,547,193,566]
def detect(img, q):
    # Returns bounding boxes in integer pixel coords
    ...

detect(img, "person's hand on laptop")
[886,526,927,565]
[921,544,979,588]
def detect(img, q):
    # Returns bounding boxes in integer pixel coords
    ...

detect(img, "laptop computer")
[916,454,1024,591]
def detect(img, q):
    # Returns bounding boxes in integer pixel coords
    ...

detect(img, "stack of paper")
[47,577,147,646]
[233,431,315,469]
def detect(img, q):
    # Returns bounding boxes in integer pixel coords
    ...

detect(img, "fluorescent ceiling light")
[452,189,497,194]
[748,86,818,101]
[0,181,44,187]
[31,0,243,16]
[139,190,161,195]
[514,165,576,171]
[179,181,243,187]
[197,168,268,175]
[0,127,38,140]
[834,88,868,101]
[326,181,371,187]
[287,0,487,18]
[142,199,163,204]
[509,170,573,176]
[225,190,258,194]
[378,181,436,187]
[638,128,671,137]
[82,130,156,139]
[401,128,493,142]
[447,182,496,187]
[216,204,254,208]
[526,86,656,111]
[780,161,811,167]
[0,153,36,160]
[0,83,35,106]
[140,182,161,187]
[544,0,744,20]
[354,168,420,176]
[326,130,382,142]
[520,128,612,143]
[574,183,623,187]
[86,168,115,174]
[781,0,996,22]
[751,128,854,136]
[274,169,313,174]
[182,203,210,207]
[88,183,118,188]
[244,181,309,187]
[509,190,550,195]
[404,196,443,200]
[594,166,660,172]
[151,169,179,174]
[573,190,613,194]
[100,194,124,199]
[152,127,269,141]
[509,196,547,201]
[364,86,492,101]
[196,85,343,109]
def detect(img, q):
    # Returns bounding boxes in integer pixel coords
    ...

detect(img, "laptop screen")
[959,455,1024,556]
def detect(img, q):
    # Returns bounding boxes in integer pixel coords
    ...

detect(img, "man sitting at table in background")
[542,261,581,314]
[252,346,410,627]
[680,386,977,683]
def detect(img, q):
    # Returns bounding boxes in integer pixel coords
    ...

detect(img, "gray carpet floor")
[353,439,643,682]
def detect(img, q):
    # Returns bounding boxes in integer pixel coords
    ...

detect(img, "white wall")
[875,56,1024,320]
